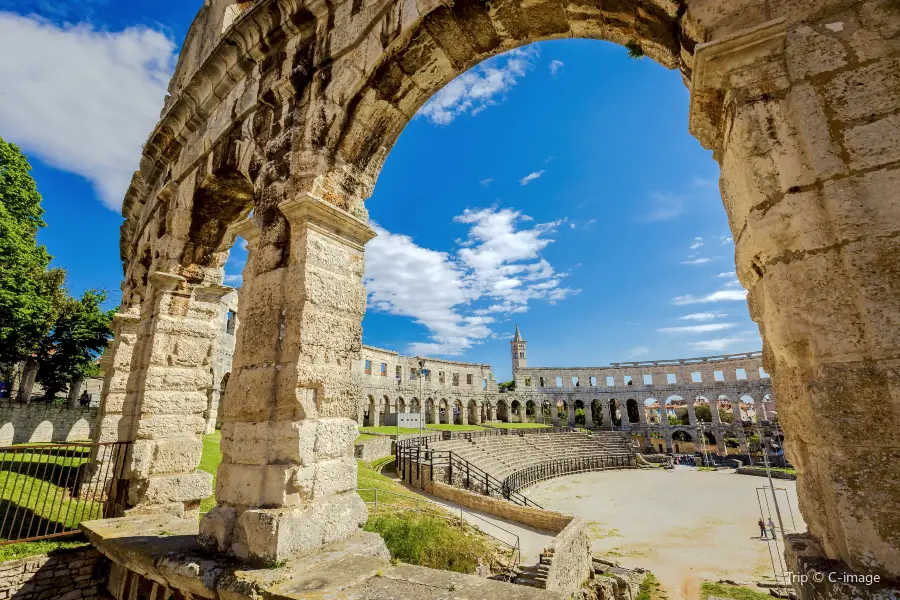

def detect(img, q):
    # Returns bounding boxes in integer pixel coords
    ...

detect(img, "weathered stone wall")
[428,481,573,533]
[354,436,393,461]
[0,545,110,600]
[542,517,592,594]
[0,405,97,446]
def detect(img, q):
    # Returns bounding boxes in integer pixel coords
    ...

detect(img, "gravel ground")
[522,466,805,600]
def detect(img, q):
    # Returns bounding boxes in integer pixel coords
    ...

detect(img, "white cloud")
[364,208,576,356]
[629,346,649,358]
[720,236,733,244]
[716,271,736,278]
[418,47,537,125]
[678,312,727,321]
[0,13,177,210]
[680,257,713,265]
[689,237,703,250]
[224,274,243,285]
[723,279,744,289]
[658,323,736,334]
[480,178,493,186]
[693,176,716,188]
[548,59,564,76]
[520,170,545,186]
[688,335,756,352]
[671,289,749,305]
[642,191,686,221]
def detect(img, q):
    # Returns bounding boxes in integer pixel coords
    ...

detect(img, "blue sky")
[0,2,762,381]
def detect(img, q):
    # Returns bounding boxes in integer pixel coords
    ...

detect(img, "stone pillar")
[709,399,722,424]
[122,273,226,516]
[16,359,38,403]
[566,401,575,427]
[199,196,373,563]
[584,401,594,428]
[637,400,648,425]
[430,401,438,425]
[204,385,222,434]
[686,401,697,426]
[736,429,749,455]
[471,402,481,425]
[550,401,559,427]
[620,402,630,429]
[690,17,900,579]
[753,396,766,422]
[518,402,526,423]
[67,377,84,408]
[731,399,743,424]
[460,404,468,426]
[601,401,612,428]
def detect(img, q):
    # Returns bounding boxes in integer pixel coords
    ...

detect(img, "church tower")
[511,325,527,372]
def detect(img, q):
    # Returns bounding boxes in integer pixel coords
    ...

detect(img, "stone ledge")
[82,515,563,599]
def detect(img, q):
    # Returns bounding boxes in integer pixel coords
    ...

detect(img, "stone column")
[753,396,766,422]
[690,17,900,579]
[430,401,438,425]
[200,196,373,563]
[460,404,468,425]
[601,401,612,428]
[472,401,481,425]
[122,273,226,516]
[518,402,526,423]
[731,399,743,424]
[16,359,38,403]
[550,401,559,426]
[686,401,697,426]
[67,377,84,408]
[620,402,630,429]
[205,385,222,434]
[709,399,722,424]
[584,401,594,428]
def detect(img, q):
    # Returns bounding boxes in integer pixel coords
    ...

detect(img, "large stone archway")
[97,0,900,584]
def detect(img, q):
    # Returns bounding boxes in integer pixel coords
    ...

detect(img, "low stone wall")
[736,466,797,480]
[428,481,573,533]
[0,544,110,600]
[0,404,97,445]
[542,517,592,593]
[354,436,393,461]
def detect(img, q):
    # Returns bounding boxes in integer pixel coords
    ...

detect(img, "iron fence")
[502,454,635,494]
[0,441,130,544]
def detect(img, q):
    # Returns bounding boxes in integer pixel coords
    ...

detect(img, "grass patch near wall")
[364,512,495,574]
[199,431,222,515]
[489,422,548,429]
[355,434,379,444]
[699,583,772,600]
[0,537,89,563]
[359,426,421,435]
[636,572,667,600]
[426,424,484,431]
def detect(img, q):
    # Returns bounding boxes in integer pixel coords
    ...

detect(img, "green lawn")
[699,583,772,600]
[355,434,379,444]
[199,431,221,515]
[359,426,421,435]
[0,538,89,563]
[489,422,548,429]
[426,424,484,431]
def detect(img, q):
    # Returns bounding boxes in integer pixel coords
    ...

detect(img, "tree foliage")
[35,290,114,400]
[498,379,515,393]
[0,137,65,367]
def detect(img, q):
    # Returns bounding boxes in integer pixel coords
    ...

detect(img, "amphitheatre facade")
[82,0,900,598]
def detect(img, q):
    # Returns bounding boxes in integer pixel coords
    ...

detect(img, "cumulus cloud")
[671,289,748,305]
[480,178,494,186]
[548,59,564,76]
[678,312,727,321]
[418,47,538,125]
[629,346,649,358]
[681,257,713,265]
[223,274,243,285]
[520,170,545,186]
[0,13,177,210]
[716,271,736,278]
[365,208,576,355]
[689,237,703,250]
[720,236,733,244]
[658,323,736,334]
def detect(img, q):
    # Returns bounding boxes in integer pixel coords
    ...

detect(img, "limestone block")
[144,367,213,392]
[216,463,300,507]
[198,505,237,553]
[787,82,845,180]
[234,492,367,562]
[312,418,358,460]
[129,437,204,478]
[825,57,900,123]
[843,113,900,170]
[140,391,209,416]
[785,24,847,80]
[303,456,357,498]
[130,471,212,506]
[136,414,207,439]
[823,167,900,244]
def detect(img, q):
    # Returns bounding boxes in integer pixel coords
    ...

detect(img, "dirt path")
[522,467,804,600]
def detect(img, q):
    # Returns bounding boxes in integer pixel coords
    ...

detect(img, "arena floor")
[522,466,805,600]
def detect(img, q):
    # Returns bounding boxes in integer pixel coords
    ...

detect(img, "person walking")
[758,519,767,538]
[768,518,777,540]
[79,391,91,407]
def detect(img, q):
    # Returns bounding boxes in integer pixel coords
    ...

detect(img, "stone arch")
[626,398,640,425]
[574,399,585,426]
[439,398,450,424]
[66,418,92,442]
[608,399,622,427]
[397,396,406,414]
[409,397,420,414]
[644,398,660,424]
[425,397,435,423]
[453,399,464,425]
[381,395,391,426]
[467,399,478,425]
[365,395,376,427]
[30,420,53,443]
[0,422,13,446]
[496,398,510,423]
[510,399,521,422]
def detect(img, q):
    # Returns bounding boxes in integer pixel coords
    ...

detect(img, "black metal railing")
[502,454,635,494]
[0,441,130,544]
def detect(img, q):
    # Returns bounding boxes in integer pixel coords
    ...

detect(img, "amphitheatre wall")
[0,404,97,446]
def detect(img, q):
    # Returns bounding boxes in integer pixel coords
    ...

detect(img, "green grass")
[489,422,548,429]
[0,538,89,562]
[364,511,495,574]
[0,448,103,541]
[357,460,437,512]
[355,434,379,444]
[359,426,421,435]
[636,572,666,600]
[199,431,222,515]
[699,583,772,600]
[426,424,484,431]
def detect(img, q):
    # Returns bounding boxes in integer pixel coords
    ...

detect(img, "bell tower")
[511,325,527,372]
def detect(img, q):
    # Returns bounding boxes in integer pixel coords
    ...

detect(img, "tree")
[498,379,515,393]
[693,404,712,423]
[35,290,114,401]
[0,137,65,369]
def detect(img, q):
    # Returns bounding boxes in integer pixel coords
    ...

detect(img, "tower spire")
[513,324,523,342]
